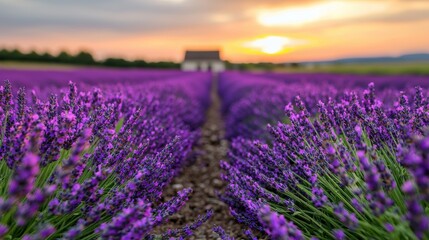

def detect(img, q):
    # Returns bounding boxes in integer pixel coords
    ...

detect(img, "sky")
[1,0,429,63]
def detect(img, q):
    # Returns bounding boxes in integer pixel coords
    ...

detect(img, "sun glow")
[258,1,387,27]
[244,36,301,54]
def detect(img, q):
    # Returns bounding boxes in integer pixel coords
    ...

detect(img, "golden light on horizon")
[1,0,429,62]
[257,1,388,27]
[244,36,303,54]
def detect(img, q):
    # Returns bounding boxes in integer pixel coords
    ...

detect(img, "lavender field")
[0,68,429,239]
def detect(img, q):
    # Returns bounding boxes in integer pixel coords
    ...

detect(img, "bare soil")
[155,76,248,239]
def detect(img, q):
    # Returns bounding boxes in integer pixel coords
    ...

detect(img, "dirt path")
[157,75,246,239]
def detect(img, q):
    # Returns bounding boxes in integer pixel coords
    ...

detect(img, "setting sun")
[1,0,429,62]
[244,36,301,54]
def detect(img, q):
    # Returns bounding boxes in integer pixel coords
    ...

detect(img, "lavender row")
[219,72,429,140]
[0,70,212,239]
[219,72,429,239]
[0,68,207,100]
[260,72,429,92]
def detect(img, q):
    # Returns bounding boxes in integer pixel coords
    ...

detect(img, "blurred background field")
[2,57,428,76]
[0,61,78,70]
[272,62,429,75]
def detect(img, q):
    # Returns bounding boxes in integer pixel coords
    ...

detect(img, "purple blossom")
[402,181,429,239]
[9,152,40,200]
[402,136,429,200]
[161,210,213,239]
[384,223,394,233]
[351,198,363,213]
[311,186,328,208]
[22,225,55,240]
[243,229,258,240]
[15,189,47,226]
[333,229,345,240]
[357,150,380,192]
[0,224,8,237]
[213,225,235,240]
[333,203,359,229]
[258,205,304,240]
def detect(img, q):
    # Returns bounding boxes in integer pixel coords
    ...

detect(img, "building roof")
[184,50,221,61]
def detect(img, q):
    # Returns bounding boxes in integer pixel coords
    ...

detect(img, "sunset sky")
[1,0,429,63]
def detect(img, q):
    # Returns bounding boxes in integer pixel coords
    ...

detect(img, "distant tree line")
[0,48,180,69]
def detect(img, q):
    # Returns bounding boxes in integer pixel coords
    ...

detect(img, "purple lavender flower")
[402,181,429,239]
[22,225,55,240]
[153,188,193,224]
[374,160,396,190]
[98,200,153,239]
[17,87,26,121]
[0,224,8,238]
[9,152,40,200]
[357,150,380,192]
[55,128,91,189]
[333,203,359,229]
[243,229,258,240]
[402,136,429,200]
[258,205,304,240]
[213,225,235,240]
[2,79,12,112]
[351,198,363,213]
[161,210,213,239]
[333,229,345,240]
[311,186,328,208]
[384,223,394,233]
[15,189,47,226]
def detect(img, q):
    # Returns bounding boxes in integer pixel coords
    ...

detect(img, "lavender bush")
[220,72,429,239]
[0,69,212,239]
